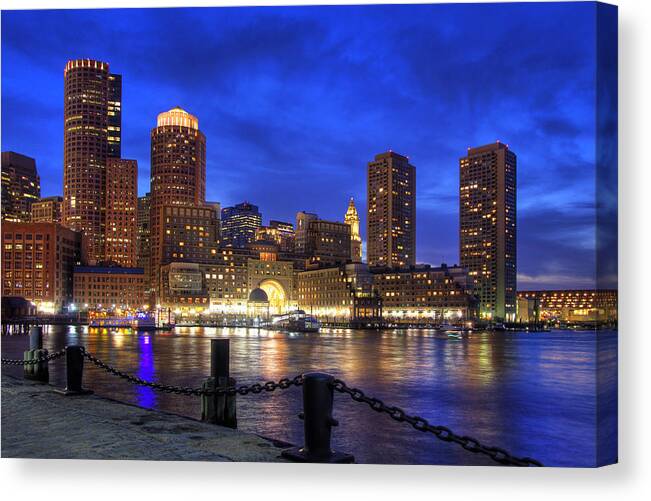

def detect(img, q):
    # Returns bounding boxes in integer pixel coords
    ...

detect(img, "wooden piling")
[201,339,237,428]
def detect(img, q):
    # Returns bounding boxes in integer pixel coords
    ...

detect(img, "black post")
[57,345,93,396]
[201,339,237,428]
[24,326,49,383]
[29,326,43,350]
[282,372,354,463]
[211,339,229,380]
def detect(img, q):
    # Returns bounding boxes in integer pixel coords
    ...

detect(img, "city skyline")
[2,4,608,289]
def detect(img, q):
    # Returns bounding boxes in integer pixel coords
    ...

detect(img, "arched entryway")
[257,279,287,314]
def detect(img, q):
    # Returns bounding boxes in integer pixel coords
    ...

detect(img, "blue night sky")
[1,3,609,290]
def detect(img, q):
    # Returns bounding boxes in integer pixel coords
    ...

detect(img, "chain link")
[81,348,303,396]
[331,378,543,467]
[2,346,542,466]
[1,348,67,366]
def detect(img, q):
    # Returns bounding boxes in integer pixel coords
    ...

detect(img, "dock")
[1,375,289,462]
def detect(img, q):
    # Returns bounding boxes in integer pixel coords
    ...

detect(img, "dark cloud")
[1,3,609,289]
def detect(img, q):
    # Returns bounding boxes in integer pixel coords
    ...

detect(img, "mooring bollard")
[29,326,43,350]
[23,327,49,383]
[56,345,93,396]
[201,339,237,428]
[282,372,354,463]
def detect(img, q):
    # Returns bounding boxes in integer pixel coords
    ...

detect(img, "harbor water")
[1,326,617,466]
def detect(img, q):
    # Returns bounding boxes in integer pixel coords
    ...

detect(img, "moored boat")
[272,310,320,333]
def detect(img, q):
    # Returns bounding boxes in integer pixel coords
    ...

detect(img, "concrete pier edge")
[1,375,291,462]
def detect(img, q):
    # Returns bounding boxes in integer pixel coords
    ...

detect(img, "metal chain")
[2,347,541,466]
[1,348,67,366]
[82,348,303,396]
[331,378,543,467]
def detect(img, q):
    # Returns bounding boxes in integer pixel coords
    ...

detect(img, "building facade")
[104,158,138,266]
[247,256,295,314]
[107,73,122,158]
[372,264,477,323]
[1,151,41,223]
[255,220,295,252]
[149,107,206,294]
[221,202,262,248]
[63,59,121,263]
[296,263,381,324]
[1,222,83,312]
[367,151,416,268]
[137,193,151,289]
[344,197,362,262]
[159,262,210,312]
[31,196,63,223]
[517,290,617,324]
[295,211,318,254]
[73,266,146,311]
[460,142,517,321]
[305,219,351,266]
[158,204,220,267]
[200,248,255,315]
[157,248,298,318]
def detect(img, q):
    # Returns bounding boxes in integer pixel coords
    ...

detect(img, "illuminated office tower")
[295,211,318,255]
[104,158,137,266]
[1,151,40,222]
[137,193,151,295]
[459,142,516,321]
[271,220,295,252]
[256,220,295,252]
[107,74,122,158]
[344,197,362,262]
[149,107,206,293]
[221,202,262,248]
[63,59,121,263]
[367,151,415,268]
[305,219,351,266]
[159,205,220,264]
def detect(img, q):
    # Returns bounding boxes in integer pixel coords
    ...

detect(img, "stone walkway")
[1,376,289,462]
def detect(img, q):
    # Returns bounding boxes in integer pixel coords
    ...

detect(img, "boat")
[88,312,172,331]
[272,310,320,333]
[437,322,466,332]
[490,322,507,331]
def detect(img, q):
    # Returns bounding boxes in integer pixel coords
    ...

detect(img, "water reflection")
[137,334,156,408]
[1,326,616,466]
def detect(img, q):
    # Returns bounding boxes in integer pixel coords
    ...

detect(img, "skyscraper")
[459,142,517,321]
[344,197,362,262]
[159,205,220,264]
[1,151,40,222]
[295,211,318,255]
[367,151,415,268]
[63,59,121,263]
[149,107,206,293]
[221,202,262,248]
[104,158,138,266]
[107,74,122,158]
[137,193,151,294]
[305,219,351,266]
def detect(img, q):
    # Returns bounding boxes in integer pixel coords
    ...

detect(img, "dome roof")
[156,107,199,130]
[248,288,269,303]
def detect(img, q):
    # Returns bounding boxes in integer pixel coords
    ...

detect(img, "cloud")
[1,3,606,289]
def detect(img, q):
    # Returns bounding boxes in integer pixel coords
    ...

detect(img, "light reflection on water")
[1,326,617,466]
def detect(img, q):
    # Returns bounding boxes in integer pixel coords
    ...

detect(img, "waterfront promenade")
[1,326,617,465]
[1,375,288,461]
